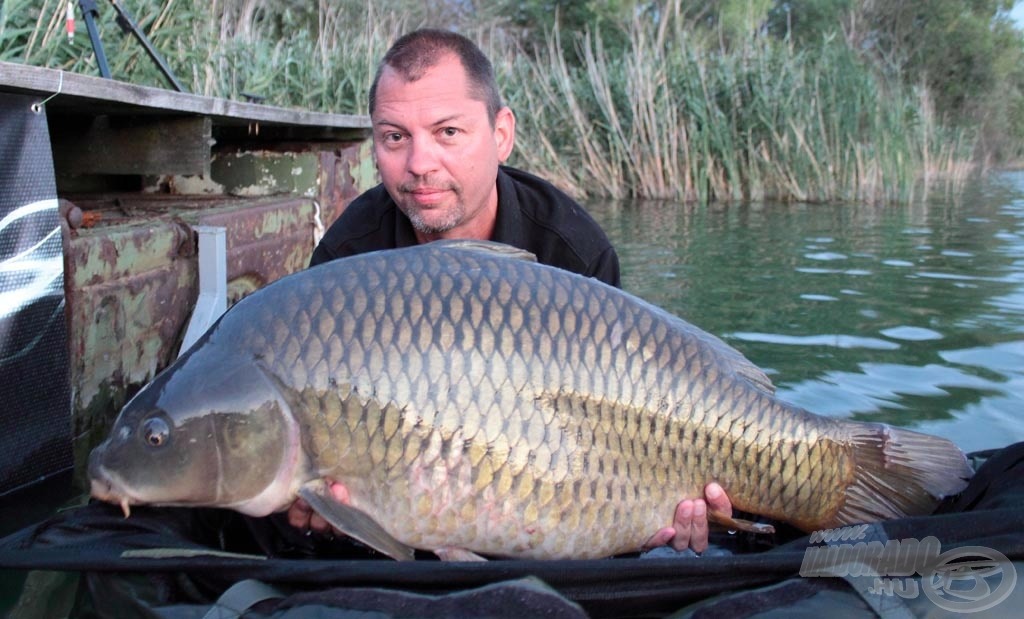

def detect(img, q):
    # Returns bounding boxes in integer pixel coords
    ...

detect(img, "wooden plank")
[0,61,370,138]
[50,115,212,176]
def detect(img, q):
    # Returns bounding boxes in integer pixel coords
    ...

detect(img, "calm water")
[587,171,1024,454]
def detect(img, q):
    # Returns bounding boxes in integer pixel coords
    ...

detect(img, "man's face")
[371,54,515,242]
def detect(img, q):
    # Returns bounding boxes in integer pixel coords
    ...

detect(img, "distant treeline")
[3,0,1022,202]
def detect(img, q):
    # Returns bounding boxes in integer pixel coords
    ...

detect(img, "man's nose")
[406,137,441,176]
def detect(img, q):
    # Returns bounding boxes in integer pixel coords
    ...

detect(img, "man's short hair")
[368,29,504,124]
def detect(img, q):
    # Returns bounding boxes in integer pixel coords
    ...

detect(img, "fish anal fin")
[830,423,974,528]
[434,547,489,562]
[297,483,415,561]
[707,509,776,535]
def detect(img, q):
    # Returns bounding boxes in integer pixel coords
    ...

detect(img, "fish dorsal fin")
[430,239,538,262]
[683,325,776,395]
[712,334,774,391]
[737,364,776,394]
[719,343,776,395]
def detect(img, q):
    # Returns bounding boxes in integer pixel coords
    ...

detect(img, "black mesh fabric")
[0,93,72,496]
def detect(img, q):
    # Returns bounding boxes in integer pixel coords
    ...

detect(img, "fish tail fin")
[833,423,973,526]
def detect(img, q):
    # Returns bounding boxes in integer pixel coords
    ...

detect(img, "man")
[309,32,618,284]
[291,28,732,555]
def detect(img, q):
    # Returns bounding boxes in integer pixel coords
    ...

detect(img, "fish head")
[88,343,303,518]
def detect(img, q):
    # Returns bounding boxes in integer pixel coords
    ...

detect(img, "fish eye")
[142,417,170,447]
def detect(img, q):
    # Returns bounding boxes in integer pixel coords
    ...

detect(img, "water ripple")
[940,341,1024,373]
[805,252,847,261]
[777,363,994,411]
[880,326,944,341]
[727,332,900,350]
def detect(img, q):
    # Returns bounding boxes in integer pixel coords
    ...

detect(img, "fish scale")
[89,240,973,560]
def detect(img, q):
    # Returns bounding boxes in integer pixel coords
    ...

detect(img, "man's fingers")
[329,482,351,504]
[286,498,313,529]
[670,500,694,551]
[642,526,675,550]
[688,500,709,553]
[308,511,332,534]
[705,482,732,515]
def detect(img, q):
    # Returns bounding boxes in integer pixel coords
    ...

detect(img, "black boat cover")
[1,443,1022,618]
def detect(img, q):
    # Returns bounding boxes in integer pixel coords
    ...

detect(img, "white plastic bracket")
[179,226,227,357]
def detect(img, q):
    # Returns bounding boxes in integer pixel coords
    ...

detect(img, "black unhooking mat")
[1,443,1022,618]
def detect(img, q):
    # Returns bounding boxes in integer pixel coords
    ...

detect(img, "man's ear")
[494,106,516,163]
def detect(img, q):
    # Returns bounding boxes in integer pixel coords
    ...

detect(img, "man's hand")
[286,479,350,535]
[642,482,732,553]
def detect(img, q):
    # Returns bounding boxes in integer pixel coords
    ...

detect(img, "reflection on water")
[587,171,1024,453]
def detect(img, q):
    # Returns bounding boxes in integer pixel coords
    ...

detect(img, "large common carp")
[89,241,972,560]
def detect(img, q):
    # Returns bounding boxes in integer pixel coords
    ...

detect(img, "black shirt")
[309,166,621,287]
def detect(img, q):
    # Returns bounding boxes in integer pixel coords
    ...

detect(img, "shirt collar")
[491,166,523,247]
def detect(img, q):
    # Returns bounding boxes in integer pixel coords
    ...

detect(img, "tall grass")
[1,0,405,111]
[498,12,976,203]
[1,0,975,203]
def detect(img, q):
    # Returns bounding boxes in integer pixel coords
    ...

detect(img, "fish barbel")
[88,241,972,560]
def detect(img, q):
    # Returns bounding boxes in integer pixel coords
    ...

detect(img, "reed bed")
[1,0,976,203]
[499,14,975,203]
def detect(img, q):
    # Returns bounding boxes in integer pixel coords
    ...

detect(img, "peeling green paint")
[209,152,321,197]
[351,140,379,192]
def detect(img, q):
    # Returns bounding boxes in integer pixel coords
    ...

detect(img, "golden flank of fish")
[88,241,973,560]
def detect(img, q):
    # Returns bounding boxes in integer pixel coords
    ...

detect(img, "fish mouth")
[89,466,136,518]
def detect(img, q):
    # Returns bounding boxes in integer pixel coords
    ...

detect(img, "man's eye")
[441,127,459,138]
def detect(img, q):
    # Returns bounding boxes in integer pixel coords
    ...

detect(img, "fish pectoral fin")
[297,484,415,561]
[707,509,776,535]
[434,547,489,562]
